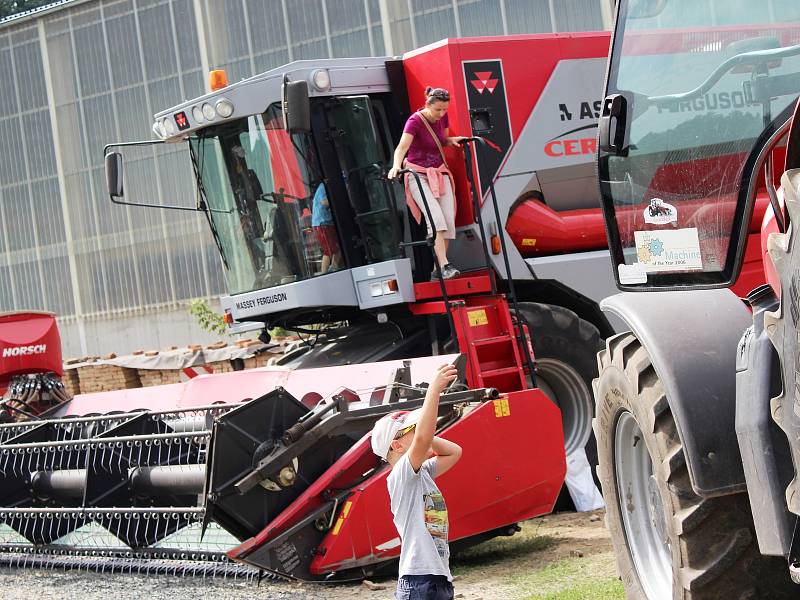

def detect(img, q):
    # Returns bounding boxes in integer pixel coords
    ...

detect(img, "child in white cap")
[371,363,463,600]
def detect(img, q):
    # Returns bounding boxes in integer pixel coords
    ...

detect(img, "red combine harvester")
[0,31,771,580]
[0,312,69,422]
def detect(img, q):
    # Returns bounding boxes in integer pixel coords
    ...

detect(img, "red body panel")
[735,232,770,298]
[228,388,565,574]
[413,271,494,301]
[309,389,564,574]
[401,33,610,228]
[0,312,63,393]
[505,200,608,255]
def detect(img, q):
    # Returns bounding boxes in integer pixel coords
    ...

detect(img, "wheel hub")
[648,474,669,546]
[615,411,672,600]
[536,358,593,455]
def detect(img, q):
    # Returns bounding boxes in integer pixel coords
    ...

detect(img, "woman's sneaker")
[441,264,460,279]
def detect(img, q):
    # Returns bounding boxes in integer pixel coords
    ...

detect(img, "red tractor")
[592,1,800,598]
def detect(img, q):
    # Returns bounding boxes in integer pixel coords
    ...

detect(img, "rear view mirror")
[105,151,124,199]
[102,139,204,212]
[283,78,311,134]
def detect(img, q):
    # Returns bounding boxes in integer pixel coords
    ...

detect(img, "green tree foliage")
[0,0,58,19]
[187,299,227,336]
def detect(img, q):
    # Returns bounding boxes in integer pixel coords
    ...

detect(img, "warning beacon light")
[209,69,228,91]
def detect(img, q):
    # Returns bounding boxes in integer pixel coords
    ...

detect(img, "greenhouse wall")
[0,0,610,357]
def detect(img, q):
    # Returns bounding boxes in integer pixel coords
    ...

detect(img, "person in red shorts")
[312,183,342,272]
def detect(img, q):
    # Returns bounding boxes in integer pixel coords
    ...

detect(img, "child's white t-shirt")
[387,454,452,581]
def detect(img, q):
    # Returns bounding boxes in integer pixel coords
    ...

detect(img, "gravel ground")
[0,570,376,600]
[0,512,614,600]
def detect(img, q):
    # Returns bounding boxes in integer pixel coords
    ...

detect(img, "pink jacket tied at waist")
[403,160,456,225]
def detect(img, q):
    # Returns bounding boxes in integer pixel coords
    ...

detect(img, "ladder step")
[472,335,513,348]
[480,366,523,378]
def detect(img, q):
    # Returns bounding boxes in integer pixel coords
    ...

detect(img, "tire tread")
[594,334,797,599]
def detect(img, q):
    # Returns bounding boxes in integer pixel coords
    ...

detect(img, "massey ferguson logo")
[470,71,498,94]
[2,344,47,358]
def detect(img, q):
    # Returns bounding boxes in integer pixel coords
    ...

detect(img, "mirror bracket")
[103,139,204,212]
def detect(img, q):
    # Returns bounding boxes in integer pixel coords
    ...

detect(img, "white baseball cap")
[371,408,424,460]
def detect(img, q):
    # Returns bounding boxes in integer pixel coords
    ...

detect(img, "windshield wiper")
[190,141,230,270]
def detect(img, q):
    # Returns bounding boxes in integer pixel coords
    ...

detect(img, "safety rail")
[459,137,538,387]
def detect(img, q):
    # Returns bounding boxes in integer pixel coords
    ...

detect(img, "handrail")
[459,139,497,295]
[460,136,537,387]
[393,169,457,352]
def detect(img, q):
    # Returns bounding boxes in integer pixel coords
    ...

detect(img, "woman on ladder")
[388,87,465,280]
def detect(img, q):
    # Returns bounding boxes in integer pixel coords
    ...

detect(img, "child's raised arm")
[408,364,457,471]
[430,436,462,478]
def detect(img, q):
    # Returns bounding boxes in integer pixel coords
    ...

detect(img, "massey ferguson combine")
[0,30,772,581]
[592,1,800,598]
[0,32,609,580]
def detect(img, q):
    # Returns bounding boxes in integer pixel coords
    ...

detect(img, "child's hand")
[429,364,458,395]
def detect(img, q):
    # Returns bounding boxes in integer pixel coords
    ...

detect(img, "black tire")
[594,332,796,599]
[516,302,603,460]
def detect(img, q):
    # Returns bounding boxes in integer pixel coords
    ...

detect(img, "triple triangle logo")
[470,71,498,94]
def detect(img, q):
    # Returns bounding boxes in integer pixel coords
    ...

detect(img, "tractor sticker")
[493,398,511,417]
[643,198,677,225]
[634,228,703,272]
[618,262,647,285]
[274,540,301,573]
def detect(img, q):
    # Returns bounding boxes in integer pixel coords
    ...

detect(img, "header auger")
[0,356,565,581]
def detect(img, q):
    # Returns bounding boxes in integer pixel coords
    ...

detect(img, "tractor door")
[324,96,406,265]
[598,0,800,291]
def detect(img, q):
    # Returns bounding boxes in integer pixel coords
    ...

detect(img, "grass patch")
[512,557,623,600]
[451,534,557,568]
[522,577,624,599]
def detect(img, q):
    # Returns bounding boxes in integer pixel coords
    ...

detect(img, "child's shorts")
[314,223,339,255]
[395,574,454,600]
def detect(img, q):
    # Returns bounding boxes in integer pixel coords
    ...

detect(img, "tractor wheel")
[594,332,796,599]
[515,302,602,458]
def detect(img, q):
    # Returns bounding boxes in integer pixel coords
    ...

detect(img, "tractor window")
[324,96,404,263]
[191,104,342,295]
[599,0,800,289]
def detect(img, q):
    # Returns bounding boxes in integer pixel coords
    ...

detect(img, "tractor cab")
[597,1,800,292]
